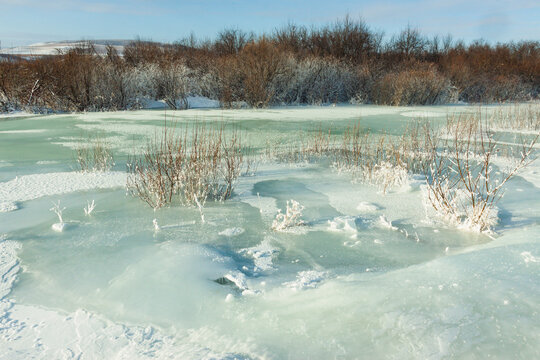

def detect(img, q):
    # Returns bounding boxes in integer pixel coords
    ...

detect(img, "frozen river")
[1,105,539,359]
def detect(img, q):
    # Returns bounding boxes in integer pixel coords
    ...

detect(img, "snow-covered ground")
[0,105,539,359]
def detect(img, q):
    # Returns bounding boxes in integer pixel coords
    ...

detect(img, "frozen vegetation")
[0,104,539,359]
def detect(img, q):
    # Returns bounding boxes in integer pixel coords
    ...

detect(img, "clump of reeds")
[75,135,115,172]
[126,122,247,210]
[491,103,540,132]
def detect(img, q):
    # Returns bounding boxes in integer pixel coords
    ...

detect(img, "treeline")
[1,17,539,112]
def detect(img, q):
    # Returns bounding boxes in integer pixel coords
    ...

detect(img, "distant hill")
[0,40,133,57]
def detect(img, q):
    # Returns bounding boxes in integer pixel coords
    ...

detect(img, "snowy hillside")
[0,40,131,56]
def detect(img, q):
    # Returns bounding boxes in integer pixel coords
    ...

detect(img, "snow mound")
[283,270,327,290]
[0,172,126,205]
[239,239,279,272]
[376,215,397,231]
[328,216,358,233]
[219,227,245,237]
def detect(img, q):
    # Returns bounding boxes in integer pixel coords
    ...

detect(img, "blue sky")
[0,0,538,47]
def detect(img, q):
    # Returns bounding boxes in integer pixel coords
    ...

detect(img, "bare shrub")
[372,66,456,105]
[127,122,247,210]
[423,114,538,232]
[238,38,285,107]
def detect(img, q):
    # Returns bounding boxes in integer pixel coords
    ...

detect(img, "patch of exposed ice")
[239,238,278,272]
[283,270,327,290]
[0,201,18,213]
[0,171,126,204]
[356,201,379,213]
[238,193,279,220]
[219,227,245,237]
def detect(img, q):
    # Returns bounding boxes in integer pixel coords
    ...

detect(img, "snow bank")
[0,172,126,211]
[0,303,251,360]
[187,96,220,109]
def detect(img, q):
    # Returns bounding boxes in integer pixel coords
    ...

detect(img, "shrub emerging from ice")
[127,122,247,211]
[84,200,96,216]
[365,161,409,194]
[75,135,114,172]
[50,200,66,232]
[272,200,305,231]
[423,115,538,233]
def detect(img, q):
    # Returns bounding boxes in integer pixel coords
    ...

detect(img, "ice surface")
[1,105,539,359]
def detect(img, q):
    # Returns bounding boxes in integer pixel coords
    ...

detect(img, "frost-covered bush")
[458,75,534,103]
[272,200,305,231]
[423,115,538,232]
[365,161,409,194]
[271,57,360,105]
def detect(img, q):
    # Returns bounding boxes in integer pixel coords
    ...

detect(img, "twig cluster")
[127,122,247,210]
